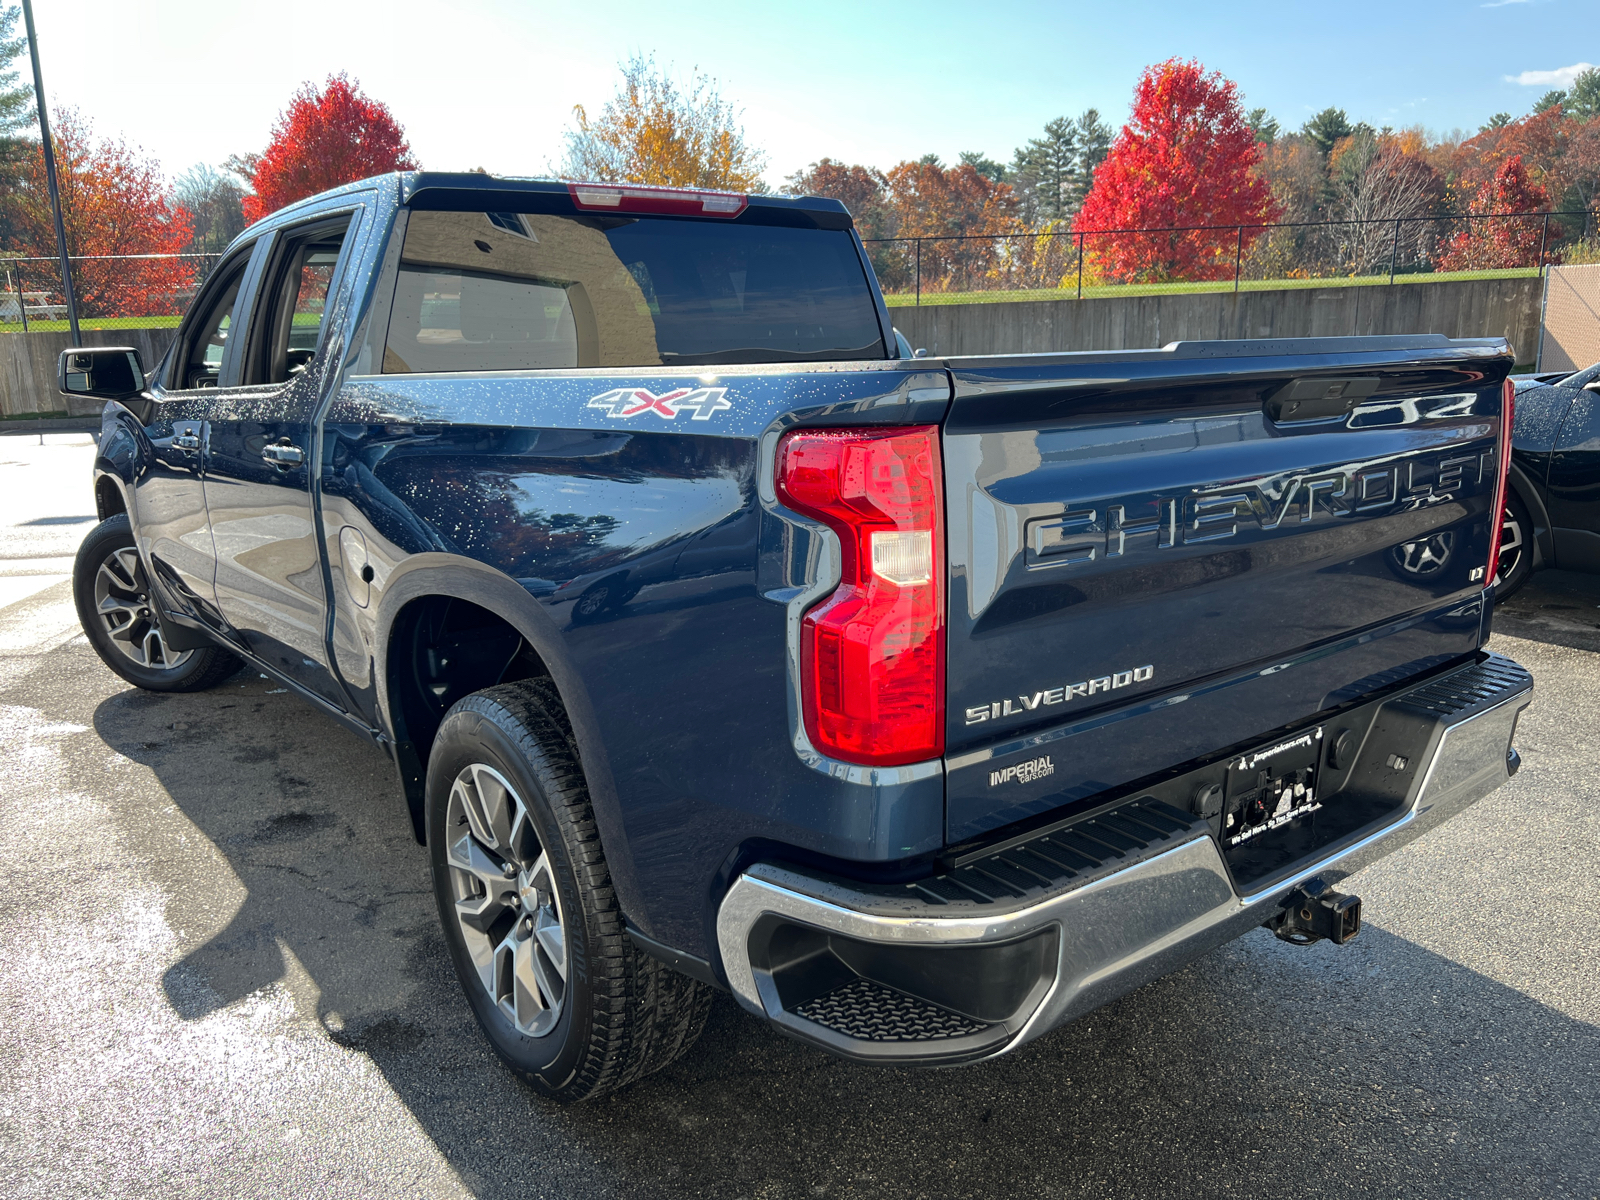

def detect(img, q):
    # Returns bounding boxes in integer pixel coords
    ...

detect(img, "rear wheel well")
[95,477,126,521]
[386,595,573,839]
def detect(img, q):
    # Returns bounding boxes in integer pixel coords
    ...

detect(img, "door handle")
[174,434,200,451]
[262,441,304,465]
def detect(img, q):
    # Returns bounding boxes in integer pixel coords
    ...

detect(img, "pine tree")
[1013,117,1077,223]
[1246,107,1280,144]
[1072,109,1113,208]
[957,151,1007,182]
[1302,107,1353,156]
[0,6,33,136]
[1568,67,1600,121]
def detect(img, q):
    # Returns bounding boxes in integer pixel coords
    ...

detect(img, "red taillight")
[1486,377,1515,586]
[775,427,945,766]
[566,182,748,218]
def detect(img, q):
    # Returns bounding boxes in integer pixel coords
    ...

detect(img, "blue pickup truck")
[62,173,1532,1101]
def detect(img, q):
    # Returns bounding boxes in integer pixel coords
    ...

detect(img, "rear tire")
[426,679,712,1102]
[72,514,242,692]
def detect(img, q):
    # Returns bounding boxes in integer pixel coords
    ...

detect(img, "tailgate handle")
[1265,377,1379,424]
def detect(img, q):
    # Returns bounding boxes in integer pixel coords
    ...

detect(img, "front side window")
[382,209,884,373]
[179,255,249,389]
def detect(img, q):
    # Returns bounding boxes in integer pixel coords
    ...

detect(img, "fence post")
[1233,226,1244,293]
[1537,214,1550,273]
[1076,232,1085,301]
[1389,218,1401,285]
[915,239,921,307]
[16,262,27,333]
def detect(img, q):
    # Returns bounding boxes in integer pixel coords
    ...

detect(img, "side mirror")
[59,346,146,401]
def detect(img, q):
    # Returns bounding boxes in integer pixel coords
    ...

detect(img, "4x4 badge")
[588,386,731,421]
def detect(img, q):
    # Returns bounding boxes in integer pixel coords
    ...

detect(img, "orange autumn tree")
[10,109,194,317]
[880,159,1020,292]
[240,74,416,223]
[562,55,768,191]
[1077,59,1278,282]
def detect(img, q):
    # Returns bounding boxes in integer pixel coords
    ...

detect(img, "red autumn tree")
[1438,155,1556,270]
[8,109,195,318]
[1075,59,1278,282]
[240,74,416,223]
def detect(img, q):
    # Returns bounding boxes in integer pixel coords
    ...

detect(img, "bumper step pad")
[922,798,1206,906]
[1394,653,1531,721]
[793,978,990,1042]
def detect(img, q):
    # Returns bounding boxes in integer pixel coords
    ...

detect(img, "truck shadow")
[92,680,1598,1200]
[1494,568,1600,654]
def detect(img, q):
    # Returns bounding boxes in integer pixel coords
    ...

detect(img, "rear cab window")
[382,196,885,373]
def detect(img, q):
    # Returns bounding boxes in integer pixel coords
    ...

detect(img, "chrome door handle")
[262,442,304,465]
[173,434,200,451]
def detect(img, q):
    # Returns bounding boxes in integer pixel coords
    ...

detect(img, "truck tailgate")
[942,337,1511,843]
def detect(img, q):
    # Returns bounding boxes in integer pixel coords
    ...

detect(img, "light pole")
[21,0,80,345]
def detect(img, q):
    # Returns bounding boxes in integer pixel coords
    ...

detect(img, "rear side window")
[382,210,884,373]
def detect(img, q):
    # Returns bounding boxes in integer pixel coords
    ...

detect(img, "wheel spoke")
[457,765,517,852]
[448,832,517,933]
[106,613,143,643]
[534,910,566,983]
[143,628,173,668]
[98,592,142,619]
[473,764,518,849]
[103,549,140,594]
[513,931,550,1023]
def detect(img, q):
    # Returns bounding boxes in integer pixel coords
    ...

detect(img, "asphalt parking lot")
[1,433,1596,1200]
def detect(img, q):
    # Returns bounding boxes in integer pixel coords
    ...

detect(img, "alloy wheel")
[93,547,193,671]
[1492,510,1524,587]
[445,762,568,1037]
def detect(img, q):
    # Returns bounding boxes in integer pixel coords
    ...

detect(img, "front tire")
[72,514,242,692]
[426,679,711,1102]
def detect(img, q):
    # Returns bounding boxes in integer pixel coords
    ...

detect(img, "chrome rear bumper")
[716,654,1532,1064]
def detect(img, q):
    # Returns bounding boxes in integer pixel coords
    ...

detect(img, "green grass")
[883,267,1541,307]
[0,310,320,334]
[0,314,184,333]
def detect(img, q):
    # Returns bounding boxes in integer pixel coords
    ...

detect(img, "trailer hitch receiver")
[1266,878,1361,946]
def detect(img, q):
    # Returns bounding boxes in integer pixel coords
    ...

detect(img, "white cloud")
[1505,62,1595,87]
[1481,0,1532,8]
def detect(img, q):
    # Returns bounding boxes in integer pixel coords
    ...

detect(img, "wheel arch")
[1505,461,1554,572]
[374,554,645,919]
[93,472,128,521]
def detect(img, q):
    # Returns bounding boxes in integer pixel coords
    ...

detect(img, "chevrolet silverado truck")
[63,173,1532,1101]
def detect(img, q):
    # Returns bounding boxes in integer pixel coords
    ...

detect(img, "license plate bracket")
[1221,727,1323,849]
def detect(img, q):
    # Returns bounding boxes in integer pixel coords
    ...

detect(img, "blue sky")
[35,0,1600,189]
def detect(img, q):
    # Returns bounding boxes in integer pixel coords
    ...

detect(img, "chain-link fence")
[3,212,1596,325]
[0,252,224,332]
[866,210,1597,305]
